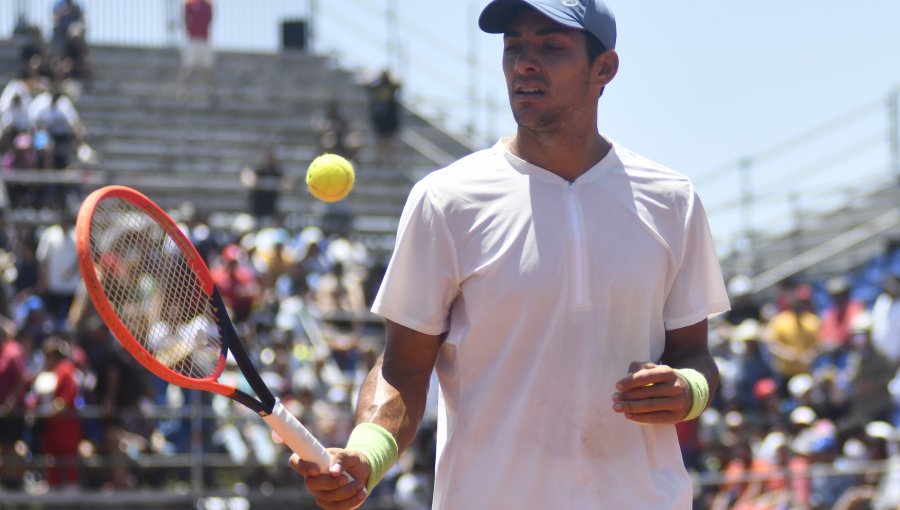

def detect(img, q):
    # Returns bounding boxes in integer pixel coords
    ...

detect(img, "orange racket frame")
[76,185,236,396]
[76,185,334,471]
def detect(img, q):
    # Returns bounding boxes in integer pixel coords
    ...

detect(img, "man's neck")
[508,129,611,182]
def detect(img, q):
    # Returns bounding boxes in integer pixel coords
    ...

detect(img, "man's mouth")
[515,86,545,96]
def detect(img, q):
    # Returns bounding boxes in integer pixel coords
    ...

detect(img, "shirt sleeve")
[371,180,460,336]
[59,97,81,128]
[663,192,731,330]
[35,226,55,263]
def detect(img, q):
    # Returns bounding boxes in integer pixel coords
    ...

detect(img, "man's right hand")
[289,449,371,510]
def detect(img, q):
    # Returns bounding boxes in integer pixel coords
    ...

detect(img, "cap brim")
[479,0,523,33]
[479,0,583,34]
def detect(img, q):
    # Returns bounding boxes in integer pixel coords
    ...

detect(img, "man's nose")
[514,47,540,74]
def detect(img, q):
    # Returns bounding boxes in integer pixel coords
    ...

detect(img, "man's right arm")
[291,319,441,510]
[356,320,441,452]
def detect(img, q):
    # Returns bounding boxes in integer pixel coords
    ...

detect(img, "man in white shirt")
[36,212,80,330]
[28,90,85,169]
[872,272,900,368]
[292,2,730,509]
[0,73,36,113]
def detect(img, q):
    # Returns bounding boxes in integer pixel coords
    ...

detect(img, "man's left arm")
[612,319,718,425]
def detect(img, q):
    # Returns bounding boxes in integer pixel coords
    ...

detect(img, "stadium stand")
[3,17,900,510]
[0,33,463,509]
[0,39,472,255]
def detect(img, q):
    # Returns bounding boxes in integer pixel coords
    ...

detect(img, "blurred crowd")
[5,203,900,510]
[1,0,93,212]
[685,257,900,510]
[0,209,434,508]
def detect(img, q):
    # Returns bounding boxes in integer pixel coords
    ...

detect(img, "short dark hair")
[585,30,609,96]
[585,30,608,62]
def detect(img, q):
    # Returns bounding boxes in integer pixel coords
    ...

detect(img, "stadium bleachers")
[0,39,474,254]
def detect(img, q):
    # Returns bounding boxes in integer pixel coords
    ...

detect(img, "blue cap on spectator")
[23,295,44,313]
[479,0,617,50]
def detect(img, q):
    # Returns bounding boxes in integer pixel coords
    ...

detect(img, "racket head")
[76,185,234,396]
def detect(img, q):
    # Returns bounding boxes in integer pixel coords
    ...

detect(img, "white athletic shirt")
[372,138,731,509]
[36,224,80,295]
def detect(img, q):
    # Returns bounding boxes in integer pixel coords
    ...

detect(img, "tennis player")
[291,1,731,508]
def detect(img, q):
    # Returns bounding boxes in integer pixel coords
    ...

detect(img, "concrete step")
[89,45,336,72]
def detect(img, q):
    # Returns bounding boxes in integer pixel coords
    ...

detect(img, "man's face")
[501,8,601,134]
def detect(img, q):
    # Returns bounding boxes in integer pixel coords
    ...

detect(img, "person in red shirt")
[177,0,215,101]
[0,323,29,489]
[39,336,83,487]
[818,276,865,350]
[211,245,261,324]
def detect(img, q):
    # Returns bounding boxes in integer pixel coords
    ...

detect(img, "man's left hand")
[611,362,691,424]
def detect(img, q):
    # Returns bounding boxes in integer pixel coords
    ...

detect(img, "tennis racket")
[75,185,333,471]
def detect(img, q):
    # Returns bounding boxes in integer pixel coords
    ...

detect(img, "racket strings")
[89,198,223,379]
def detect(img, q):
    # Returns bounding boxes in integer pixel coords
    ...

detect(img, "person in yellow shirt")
[765,284,820,380]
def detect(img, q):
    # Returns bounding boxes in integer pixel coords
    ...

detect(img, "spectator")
[0,67,49,122]
[1,133,38,174]
[289,227,329,299]
[252,229,294,292]
[1,94,33,150]
[55,19,93,95]
[17,25,54,81]
[314,100,363,161]
[765,284,820,387]
[50,0,84,65]
[838,313,894,431]
[365,69,402,166]
[211,244,261,324]
[37,336,83,488]
[792,419,848,509]
[177,0,216,101]
[729,319,777,425]
[0,212,14,311]
[819,275,866,350]
[315,259,367,317]
[29,126,53,177]
[28,89,86,170]
[77,319,147,490]
[710,438,754,510]
[763,278,800,320]
[871,271,900,368]
[1,133,40,212]
[15,296,55,351]
[240,148,285,224]
[724,275,761,326]
[728,430,807,509]
[0,320,29,490]
[35,210,79,329]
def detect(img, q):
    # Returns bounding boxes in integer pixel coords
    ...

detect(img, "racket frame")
[76,185,275,416]
[77,185,335,471]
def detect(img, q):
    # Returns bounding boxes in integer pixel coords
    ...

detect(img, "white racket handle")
[262,398,332,471]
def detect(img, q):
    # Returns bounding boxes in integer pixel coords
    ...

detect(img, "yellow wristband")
[345,422,399,492]
[675,368,710,421]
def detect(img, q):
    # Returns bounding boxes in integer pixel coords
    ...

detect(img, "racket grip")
[262,398,332,471]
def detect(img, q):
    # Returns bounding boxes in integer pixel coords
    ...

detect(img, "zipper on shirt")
[567,182,591,309]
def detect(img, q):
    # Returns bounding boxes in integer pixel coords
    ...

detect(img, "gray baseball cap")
[479,0,616,50]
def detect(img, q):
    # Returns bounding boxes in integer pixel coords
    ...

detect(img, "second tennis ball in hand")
[306,154,355,202]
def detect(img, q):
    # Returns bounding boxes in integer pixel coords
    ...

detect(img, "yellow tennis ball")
[305,153,355,203]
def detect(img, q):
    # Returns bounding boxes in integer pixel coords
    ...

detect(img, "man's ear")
[595,49,619,88]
